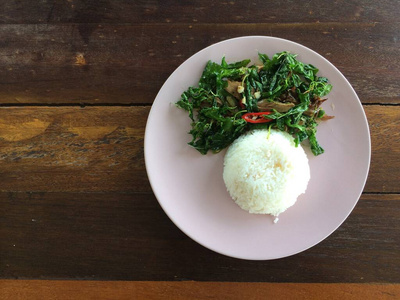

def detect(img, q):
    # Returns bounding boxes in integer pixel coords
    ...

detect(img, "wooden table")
[1,1,399,299]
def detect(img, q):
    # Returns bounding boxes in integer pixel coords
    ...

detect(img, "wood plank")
[0,22,399,104]
[364,105,400,192]
[1,281,400,300]
[1,0,399,24]
[0,106,150,193]
[1,192,399,282]
[0,106,398,193]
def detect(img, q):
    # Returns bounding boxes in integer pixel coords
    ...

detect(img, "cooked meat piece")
[320,114,335,121]
[224,80,242,99]
[303,107,335,120]
[257,100,295,112]
[279,89,299,104]
[303,109,315,117]
[310,97,327,107]
[304,98,328,116]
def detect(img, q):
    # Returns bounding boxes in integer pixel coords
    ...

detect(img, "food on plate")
[223,129,310,216]
[176,51,333,156]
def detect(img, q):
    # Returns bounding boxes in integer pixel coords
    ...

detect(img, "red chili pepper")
[242,112,273,123]
[238,98,246,109]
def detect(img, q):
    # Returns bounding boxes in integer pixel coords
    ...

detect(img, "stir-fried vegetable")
[176,51,333,155]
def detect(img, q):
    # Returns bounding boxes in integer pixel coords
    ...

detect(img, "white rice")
[223,129,310,216]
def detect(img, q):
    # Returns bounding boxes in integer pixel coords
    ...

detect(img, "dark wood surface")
[1,22,399,104]
[2,192,399,282]
[1,0,399,294]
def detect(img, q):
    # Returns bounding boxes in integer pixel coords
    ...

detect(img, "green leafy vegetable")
[176,51,333,156]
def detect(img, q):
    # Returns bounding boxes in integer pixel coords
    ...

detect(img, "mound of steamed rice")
[223,129,310,216]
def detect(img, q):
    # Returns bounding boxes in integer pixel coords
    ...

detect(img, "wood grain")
[0,106,398,193]
[1,0,399,24]
[0,0,398,287]
[0,22,399,104]
[364,105,400,192]
[0,106,150,193]
[2,281,400,300]
[1,192,399,281]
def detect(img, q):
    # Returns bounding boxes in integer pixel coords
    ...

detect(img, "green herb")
[176,51,333,156]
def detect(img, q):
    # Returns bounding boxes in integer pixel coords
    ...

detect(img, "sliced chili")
[242,112,273,123]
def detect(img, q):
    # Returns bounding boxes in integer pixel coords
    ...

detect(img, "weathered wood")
[1,0,399,24]
[0,106,150,193]
[0,106,398,193]
[365,105,400,192]
[0,22,399,104]
[2,281,400,300]
[1,192,399,281]
[0,0,398,287]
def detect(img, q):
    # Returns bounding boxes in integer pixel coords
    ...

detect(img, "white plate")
[144,36,371,260]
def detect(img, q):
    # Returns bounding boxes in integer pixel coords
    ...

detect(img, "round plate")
[144,36,371,260]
